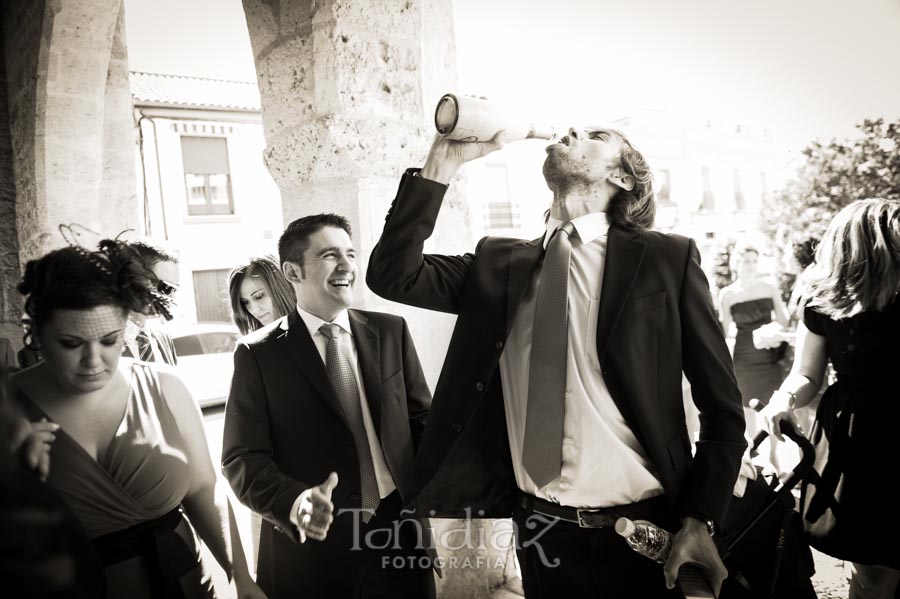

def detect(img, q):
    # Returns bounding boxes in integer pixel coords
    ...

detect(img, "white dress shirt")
[499,211,664,508]
[288,306,396,537]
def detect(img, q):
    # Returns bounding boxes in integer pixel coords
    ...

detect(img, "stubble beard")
[543,154,593,197]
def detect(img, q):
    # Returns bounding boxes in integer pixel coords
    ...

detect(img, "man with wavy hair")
[367,128,746,597]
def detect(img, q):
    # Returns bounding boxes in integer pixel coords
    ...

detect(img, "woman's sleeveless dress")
[15,362,216,598]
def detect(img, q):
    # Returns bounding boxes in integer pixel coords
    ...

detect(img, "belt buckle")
[576,508,605,528]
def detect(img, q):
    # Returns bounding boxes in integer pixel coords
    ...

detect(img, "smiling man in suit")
[367,129,747,597]
[222,213,434,598]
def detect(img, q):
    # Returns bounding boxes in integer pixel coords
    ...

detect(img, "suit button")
[475,381,485,392]
[347,444,355,453]
[350,493,360,502]
[496,341,504,350]
[452,422,463,433]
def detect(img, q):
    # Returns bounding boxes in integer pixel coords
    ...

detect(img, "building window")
[192,268,232,322]
[181,136,234,215]
[700,166,715,212]
[483,164,519,231]
[733,168,745,211]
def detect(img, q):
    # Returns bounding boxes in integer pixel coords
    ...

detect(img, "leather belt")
[516,492,670,529]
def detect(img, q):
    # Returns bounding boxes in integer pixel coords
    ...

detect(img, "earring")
[24,331,41,351]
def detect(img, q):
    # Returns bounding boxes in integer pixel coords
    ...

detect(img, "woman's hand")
[10,417,59,481]
[760,392,803,442]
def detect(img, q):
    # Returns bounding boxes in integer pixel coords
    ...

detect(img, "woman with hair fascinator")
[9,240,267,598]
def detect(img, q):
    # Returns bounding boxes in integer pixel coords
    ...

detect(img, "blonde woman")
[763,199,900,599]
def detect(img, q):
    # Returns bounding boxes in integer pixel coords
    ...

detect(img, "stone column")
[3,0,137,267]
[242,1,513,597]
[243,0,471,386]
[99,7,140,238]
[0,16,23,343]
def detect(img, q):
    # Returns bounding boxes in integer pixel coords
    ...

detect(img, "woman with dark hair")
[763,199,900,598]
[9,241,266,599]
[718,242,790,468]
[227,255,296,335]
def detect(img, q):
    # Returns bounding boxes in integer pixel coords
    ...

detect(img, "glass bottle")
[434,93,556,142]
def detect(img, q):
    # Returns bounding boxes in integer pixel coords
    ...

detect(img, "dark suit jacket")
[221,308,431,596]
[366,170,747,528]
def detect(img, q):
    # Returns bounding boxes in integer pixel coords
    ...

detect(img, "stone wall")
[1,0,49,346]
[3,0,138,268]
[99,7,140,239]
[1,0,140,347]
[0,15,23,345]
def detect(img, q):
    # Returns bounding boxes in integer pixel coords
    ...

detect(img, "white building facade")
[131,72,283,324]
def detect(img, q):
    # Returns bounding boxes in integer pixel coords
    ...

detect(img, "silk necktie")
[320,323,379,522]
[522,222,575,488]
[135,329,153,362]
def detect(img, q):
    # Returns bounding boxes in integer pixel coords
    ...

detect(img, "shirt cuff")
[289,492,307,543]
[405,167,448,189]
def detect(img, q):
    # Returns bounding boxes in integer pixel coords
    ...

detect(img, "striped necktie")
[320,323,379,522]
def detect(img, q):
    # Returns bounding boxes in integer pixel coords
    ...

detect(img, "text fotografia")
[383,554,510,570]
[337,507,562,568]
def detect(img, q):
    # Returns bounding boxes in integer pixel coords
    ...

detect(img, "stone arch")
[1,0,138,338]
[6,0,137,265]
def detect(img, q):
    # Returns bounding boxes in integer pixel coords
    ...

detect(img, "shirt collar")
[544,212,610,249]
[281,305,353,337]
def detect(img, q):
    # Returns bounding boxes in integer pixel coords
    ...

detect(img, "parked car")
[170,322,240,408]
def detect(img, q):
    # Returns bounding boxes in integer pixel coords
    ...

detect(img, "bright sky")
[125,0,900,152]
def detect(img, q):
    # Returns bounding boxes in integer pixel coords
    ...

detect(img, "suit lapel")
[276,311,346,424]
[349,310,382,437]
[596,227,646,364]
[506,236,545,336]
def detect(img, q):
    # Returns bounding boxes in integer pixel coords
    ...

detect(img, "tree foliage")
[713,240,735,291]
[762,118,900,243]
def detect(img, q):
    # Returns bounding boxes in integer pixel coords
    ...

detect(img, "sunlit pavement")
[812,550,850,599]
[202,406,851,599]
[202,404,254,599]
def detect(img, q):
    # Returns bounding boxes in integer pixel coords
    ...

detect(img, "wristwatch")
[702,518,717,538]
